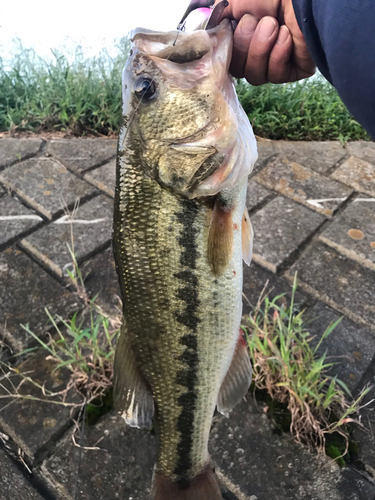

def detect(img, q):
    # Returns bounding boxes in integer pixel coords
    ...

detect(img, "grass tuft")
[236,78,370,142]
[0,39,130,135]
[243,274,372,461]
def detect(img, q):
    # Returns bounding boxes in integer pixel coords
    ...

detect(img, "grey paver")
[351,382,375,477]
[0,350,81,465]
[83,158,116,198]
[82,247,121,316]
[0,448,44,500]
[251,196,324,272]
[40,411,155,500]
[0,138,42,170]
[337,468,375,500]
[346,141,375,165]
[331,156,375,197]
[319,195,375,271]
[0,248,79,352]
[210,396,373,500]
[0,157,96,220]
[242,262,307,316]
[285,241,375,332]
[20,195,113,278]
[246,180,273,212]
[254,156,353,217]
[0,195,42,249]
[305,302,375,391]
[274,140,347,175]
[47,139,117,173]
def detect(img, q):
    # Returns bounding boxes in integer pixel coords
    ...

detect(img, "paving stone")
[0,248,79,352]
[47,139,117,174]
[274,141,347,175]
[82,247,121,316]
[0,138,42,170]
[40,411,156,500]
[304,302,375,391]
[254,156,353,217]
[319,195,375,271]
[0,350,81,465]
[286,241,375,332]
[0,157,96,220]
[0,194,43,249]
[246,180,273,212]
[351,374,375,477]
[20,195,113,279]
[242,262,307,316]
[331,156,375,197]
[251,196,324,273]
[0,448,45,500]
[346,141,375,165]
[251,139,276,176]
[210,396,375,500]
[336,468,375,500]
[84,158,116,198]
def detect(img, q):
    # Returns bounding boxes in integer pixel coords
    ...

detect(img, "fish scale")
[114,155,245,478]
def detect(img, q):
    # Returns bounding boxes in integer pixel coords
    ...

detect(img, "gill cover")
[119,20,257,199]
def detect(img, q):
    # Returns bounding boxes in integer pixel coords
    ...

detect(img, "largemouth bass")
[113,18,258,500]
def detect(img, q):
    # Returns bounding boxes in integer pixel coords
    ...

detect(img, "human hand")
[219,0,316,84]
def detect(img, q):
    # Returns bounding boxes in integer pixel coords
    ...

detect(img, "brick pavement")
[0,137,374,500]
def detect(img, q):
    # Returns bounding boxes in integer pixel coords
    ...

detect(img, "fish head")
[120,19,257,198]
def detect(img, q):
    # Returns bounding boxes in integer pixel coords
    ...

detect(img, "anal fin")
[113,324,154,429]
[217,329,252,416]
[207,197,233,277]
[242,206,253,266]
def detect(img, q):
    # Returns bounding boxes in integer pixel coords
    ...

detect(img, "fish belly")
[113,158,246,483]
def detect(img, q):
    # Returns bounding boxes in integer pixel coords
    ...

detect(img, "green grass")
[0,40,130,135]
[243,274,371,461]
[236,78,370,142]
[0,40,371,140]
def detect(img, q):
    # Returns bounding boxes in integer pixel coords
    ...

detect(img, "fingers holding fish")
[229,13,258,78]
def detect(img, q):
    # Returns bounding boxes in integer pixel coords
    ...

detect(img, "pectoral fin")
[113,324,154,429]
[242,206,253,266]
[217,329,252,416]
[207,197,233,277]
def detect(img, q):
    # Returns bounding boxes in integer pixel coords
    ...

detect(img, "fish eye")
[134,76,156,101]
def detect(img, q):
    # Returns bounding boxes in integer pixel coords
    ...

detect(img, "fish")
[113,18,258,500]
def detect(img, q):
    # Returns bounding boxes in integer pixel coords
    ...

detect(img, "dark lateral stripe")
[173,199,201,486]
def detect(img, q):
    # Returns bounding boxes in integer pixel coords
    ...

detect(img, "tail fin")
[152,464,222,500]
